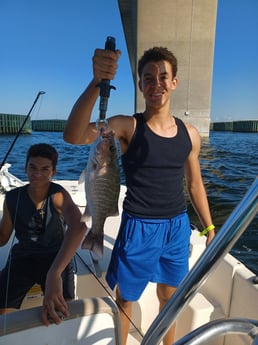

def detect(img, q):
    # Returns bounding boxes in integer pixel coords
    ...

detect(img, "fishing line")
[2,189,21,335]
[74,251,144,339]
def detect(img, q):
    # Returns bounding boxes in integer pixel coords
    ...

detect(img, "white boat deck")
[0,176,257,345]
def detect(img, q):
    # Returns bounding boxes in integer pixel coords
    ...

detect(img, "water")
[189,132,258,275]
[0,131,257,275]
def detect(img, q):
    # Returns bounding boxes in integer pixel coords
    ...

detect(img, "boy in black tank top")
[44,46,215,345]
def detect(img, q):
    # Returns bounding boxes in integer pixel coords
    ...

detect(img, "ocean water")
[0,131,257,275]
[189,132,258,275]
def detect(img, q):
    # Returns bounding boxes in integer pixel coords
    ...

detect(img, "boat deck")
[0,177,257,344]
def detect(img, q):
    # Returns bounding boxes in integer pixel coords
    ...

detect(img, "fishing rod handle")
[100,36,116,95]
[105,36,116,52]
[98,36,116,121]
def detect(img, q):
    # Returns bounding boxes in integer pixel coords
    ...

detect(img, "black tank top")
[122,113,192,218]
[6,182,66,257]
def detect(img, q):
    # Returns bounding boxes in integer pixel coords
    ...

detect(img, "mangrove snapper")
[80,129,120,257]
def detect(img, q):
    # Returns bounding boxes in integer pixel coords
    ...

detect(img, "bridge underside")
[118,0,218,136]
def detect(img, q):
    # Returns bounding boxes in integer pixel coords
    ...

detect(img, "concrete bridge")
[118,0,218,136]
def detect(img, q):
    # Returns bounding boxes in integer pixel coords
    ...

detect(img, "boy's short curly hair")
[25,143,58,169]
[138,47,178,79]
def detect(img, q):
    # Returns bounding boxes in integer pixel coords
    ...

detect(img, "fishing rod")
[96,36,116,130]
[0,91,45,170]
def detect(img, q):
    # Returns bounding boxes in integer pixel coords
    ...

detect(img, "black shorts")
[0,253,75,309]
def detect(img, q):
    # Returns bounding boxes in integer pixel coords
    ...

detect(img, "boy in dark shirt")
[43,47,215,345]
[0,143,87,314]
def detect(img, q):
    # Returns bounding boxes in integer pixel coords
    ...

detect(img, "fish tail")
[81,230,104,258]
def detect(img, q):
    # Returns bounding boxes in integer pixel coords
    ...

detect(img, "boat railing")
[141,177,258,345]
[173,318,258,345]
[0,163,25,193]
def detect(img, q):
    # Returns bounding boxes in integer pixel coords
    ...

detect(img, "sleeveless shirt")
[122,113,192,218]
[6,182,66,257]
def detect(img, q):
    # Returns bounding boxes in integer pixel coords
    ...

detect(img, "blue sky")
[0,0,257,122]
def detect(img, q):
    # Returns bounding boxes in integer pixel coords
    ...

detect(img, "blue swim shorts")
[106,211,191,301]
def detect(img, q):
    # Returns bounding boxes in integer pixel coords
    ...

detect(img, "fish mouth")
[100,129,115,139]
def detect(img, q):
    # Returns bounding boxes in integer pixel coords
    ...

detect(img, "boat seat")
[0,297,122,345]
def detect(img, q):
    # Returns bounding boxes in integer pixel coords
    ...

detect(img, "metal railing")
[173,318,258,345]
[141,177,258,345]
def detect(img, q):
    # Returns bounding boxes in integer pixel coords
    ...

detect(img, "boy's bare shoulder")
[109,114,135,137]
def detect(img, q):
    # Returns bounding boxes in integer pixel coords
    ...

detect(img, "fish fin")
[109,206,119,217]
[79,168,86,184]
[81,230,104,258]
[91,235,104,258]
[114,206,119,216]
[81,206,91,222]
[109,211,119,217]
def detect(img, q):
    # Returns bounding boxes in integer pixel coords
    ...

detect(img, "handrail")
[141,177,258,345]
[173,318,258,345]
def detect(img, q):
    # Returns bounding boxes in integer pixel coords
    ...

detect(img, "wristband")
[199,224,215,237]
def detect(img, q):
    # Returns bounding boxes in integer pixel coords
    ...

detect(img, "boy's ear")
[52,168,57,177]
[171,77,178,90]
[138,79,143,92]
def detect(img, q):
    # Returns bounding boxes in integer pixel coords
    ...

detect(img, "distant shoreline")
[210,120,258,132]
[1,113,258,134]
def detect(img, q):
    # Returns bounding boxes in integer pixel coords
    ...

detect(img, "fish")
[79,129,120,258]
